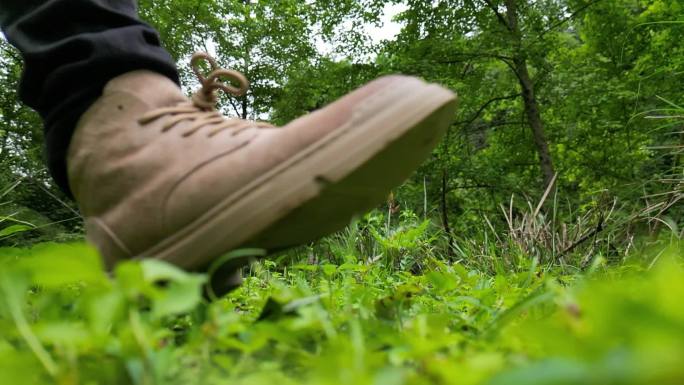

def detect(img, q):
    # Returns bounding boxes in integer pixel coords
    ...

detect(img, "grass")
[0,214,682,385]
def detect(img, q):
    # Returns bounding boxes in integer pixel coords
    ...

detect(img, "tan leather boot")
[67,52,457,270]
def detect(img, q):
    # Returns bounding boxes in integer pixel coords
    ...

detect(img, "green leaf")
[17,243,106,288]
[0,224,33,238]
[141,259,206,318]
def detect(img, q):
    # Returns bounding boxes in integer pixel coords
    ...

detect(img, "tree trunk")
[241,0,251,120]
[503,0,556,187]
[241,97,248,120]
[440,168,456,258]
[514,58,555,187]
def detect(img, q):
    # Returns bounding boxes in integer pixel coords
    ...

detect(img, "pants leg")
[0,0,179,196]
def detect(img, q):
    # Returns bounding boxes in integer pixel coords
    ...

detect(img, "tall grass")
[640,96,683,238]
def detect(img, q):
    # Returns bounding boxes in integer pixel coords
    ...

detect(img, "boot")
[67,52,457,270]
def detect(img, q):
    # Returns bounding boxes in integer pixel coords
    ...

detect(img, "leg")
[0,0,179,195]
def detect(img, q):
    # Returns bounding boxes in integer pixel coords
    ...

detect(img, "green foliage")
[1,0,683,383]
[2,0,682,246]
[0,241,682,384]
[0,243,207,385]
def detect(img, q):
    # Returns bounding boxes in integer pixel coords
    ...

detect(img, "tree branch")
[536,0,605,41]
[228,98,241,117]
[487,120,526,129]
[437,51,514,62]
[438,51,518,79]
[559,215,605,259]
[483,0,513,32]
[454,93,521,128]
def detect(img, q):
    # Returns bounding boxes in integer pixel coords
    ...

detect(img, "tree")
[139,0,318,119]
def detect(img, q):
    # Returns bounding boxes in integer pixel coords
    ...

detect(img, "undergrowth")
[0,217,681,385]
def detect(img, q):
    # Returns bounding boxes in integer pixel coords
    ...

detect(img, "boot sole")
[142,77,457,268]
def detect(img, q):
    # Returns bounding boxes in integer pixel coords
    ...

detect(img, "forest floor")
[0,237,683,385]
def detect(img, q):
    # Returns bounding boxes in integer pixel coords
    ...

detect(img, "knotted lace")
[139,52,272,137]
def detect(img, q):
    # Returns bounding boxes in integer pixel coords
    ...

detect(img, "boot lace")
[139,52,273,137]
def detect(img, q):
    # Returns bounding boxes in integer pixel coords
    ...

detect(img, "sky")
[315,3,408,57]
[369,3,408,43]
